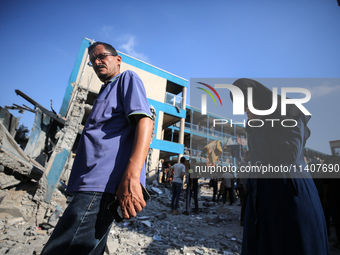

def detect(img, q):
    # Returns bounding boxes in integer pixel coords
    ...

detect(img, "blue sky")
[0,0,339,154]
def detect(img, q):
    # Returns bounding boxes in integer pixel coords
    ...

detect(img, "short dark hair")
[180,157,186,163]
[88,41,118,56]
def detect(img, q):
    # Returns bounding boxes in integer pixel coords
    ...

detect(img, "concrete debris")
[151,186,163,195]
[152,179,159,187]
[0,121,44,180]
[1,180,338,255]
[0,173,20,189]
[105,239,119,254]
[223,251,234,255]
[156,212,167,220]
[137,216,150,220]
[99,183,245,255]
[152,234,163,242]
[0,180,245,254]
[141,220,151,228]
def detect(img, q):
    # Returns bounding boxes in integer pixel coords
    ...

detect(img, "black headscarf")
[231,78,311,146]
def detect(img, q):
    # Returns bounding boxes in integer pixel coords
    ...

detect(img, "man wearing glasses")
[41,42,153,255]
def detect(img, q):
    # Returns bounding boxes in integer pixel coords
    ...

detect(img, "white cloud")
[118,34,149,62]
[100,25,114,37]
[309,84,340,98]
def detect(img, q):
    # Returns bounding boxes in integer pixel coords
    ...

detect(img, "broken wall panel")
[24,109,49,165]
[0,121,44,179]
[0,107,19,137]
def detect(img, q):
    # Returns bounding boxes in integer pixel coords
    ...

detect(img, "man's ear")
[116,55,122,67]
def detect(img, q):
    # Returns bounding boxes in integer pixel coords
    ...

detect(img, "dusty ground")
[0,174,339,255]
[105,183,244,255]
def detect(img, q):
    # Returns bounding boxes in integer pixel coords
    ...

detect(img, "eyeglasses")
[88,53,117,67]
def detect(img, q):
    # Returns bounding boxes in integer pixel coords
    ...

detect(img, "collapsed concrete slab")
[0,122,44,181]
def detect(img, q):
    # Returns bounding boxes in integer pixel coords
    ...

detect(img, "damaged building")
[1,37,189,202]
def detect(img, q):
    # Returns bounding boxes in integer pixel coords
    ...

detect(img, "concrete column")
[178,87,187,162]
[42,86,88,203]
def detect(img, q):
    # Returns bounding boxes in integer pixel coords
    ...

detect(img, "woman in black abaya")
[231,78,329,255]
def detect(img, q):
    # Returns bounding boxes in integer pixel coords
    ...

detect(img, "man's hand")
[116,177,146,219]
[115,116,153,219]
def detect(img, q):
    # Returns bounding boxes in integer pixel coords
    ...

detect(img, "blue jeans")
[41,192,115,255]
[171,182,182,210]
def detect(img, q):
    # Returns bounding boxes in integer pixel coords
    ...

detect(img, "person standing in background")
[170,157,186,214]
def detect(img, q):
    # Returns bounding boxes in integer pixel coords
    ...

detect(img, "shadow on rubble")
[1,167,39,196]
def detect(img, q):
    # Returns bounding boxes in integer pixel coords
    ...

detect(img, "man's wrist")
[122,169,140,181]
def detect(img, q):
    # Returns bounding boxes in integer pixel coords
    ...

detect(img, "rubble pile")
[1,173,339,255]
[105,183,243,255]
[0,170,243,255]
[0,172,67,255]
